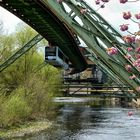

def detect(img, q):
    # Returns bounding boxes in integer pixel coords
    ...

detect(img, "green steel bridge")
[0,0,140,99]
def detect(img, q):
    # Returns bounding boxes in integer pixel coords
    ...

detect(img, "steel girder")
[39,0,140,95]
[86,49,135,98]
[0,0,87,73]
[0,34,43,72]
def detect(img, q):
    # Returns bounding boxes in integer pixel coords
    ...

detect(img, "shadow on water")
[12,97,140,140]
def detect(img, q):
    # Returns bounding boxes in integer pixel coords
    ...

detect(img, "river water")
[16,97,140,140]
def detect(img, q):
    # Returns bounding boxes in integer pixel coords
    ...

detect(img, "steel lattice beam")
[0,34,43,72]
[39,0,140,95]
[0,0,87,73]
[87,50,135,98]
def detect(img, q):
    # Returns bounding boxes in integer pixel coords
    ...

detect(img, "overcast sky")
[0,0,140,33]
[0,7,22,33]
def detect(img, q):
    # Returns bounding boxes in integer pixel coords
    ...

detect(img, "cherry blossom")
[135,47,140,53]
[129,74,136,79]
[127,47,133,52]
[101,5,105,8]
[124,54,131,59]
[80,8,88,14]
[120,24,129,31]
[135,13,140,19]
[122,35,135,43]
[95,0,100,5]
[95,0,110,9]
[135,54,140,59]
[123,12,132,20]
[128,111,133,116]
[101,0,110,2]
[120,0,128,4]
[133,59,140,67]
[106,47,118,55]
[136,38,140,43]
[125,64,132,72]
[94,0,140,92]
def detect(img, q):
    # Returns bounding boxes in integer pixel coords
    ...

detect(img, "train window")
[58,49,64,60]
[45,47,56,56]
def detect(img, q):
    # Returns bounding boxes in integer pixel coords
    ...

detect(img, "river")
[14,97,140,140]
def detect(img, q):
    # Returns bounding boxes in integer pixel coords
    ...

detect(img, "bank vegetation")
[0,22,62,129]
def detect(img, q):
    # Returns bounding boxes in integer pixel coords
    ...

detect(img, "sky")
[86,0,140,33]
[0,7,22,33]
[0,0,140,34]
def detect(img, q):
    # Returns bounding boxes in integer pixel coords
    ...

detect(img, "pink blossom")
[106,47,118,55]
[123,35,135,43]
[136,58,140,64]
[124,54,131,59]
[120,0,128,4]
[125,64,132,72]
[128,111,133,116]
[135,38,140,43]
[133,59,140,67]
[101,0,109,2]
[120,24,129,31]
[135,13,140,19]
[111,47,118,54]
[133,61,139,67]
[80,8,88,14]
[131,36,135,43]
[129,74,136,79]
[127,47,133,52]
[135,47,140,53]
[95,0,100,4]
[123,12,131,20]
[135,54,140,59]
[107,50,113,55]
[101,5,105,8]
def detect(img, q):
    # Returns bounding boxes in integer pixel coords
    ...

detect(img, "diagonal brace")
[0,34,43,72]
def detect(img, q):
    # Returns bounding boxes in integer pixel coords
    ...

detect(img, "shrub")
[0,87,31,127]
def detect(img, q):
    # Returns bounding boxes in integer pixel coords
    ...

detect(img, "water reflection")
[13,98,140,140]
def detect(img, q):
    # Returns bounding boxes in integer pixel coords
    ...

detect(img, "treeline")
[0,23,62,128]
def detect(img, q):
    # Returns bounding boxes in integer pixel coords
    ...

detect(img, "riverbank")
[0,120,51,139]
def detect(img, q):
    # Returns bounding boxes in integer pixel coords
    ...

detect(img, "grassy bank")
[0,120,51,139]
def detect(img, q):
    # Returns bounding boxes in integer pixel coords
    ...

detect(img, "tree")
[0,23,62,127]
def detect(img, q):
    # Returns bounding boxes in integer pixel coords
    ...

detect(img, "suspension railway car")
[45,46,69,70]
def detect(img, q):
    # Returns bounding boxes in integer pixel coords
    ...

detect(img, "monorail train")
[45,46,69,70]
